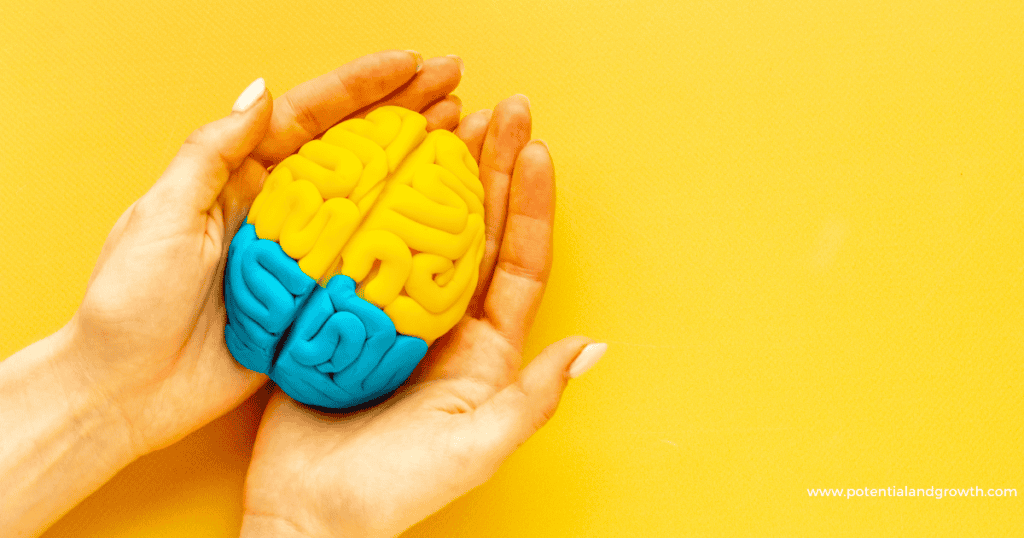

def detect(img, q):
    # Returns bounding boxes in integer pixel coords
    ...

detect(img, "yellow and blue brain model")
[224,106,485,409]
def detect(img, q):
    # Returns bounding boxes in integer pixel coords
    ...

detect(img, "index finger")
[251,50,423,165]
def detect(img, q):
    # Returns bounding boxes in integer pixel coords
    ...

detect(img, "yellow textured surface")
[247,105,484,342]
[1,0,1022,536]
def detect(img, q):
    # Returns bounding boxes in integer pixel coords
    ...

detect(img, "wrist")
[0,324,138,534]
[57,318,144,458]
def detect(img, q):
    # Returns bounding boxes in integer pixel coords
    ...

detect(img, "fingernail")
[513,93,530,108]
[406,50,424,73]
[534,139,549,150]
[568,343,607,379]
[446,55,465,76]
[232,77,265,113]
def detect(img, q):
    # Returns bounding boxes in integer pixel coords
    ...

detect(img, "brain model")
[224,106,484,409]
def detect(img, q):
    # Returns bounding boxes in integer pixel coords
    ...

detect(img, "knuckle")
[495,111,524,136]
[283,93,322,138]
[535,398,560,428]
[184,124,214,147]
[334,69,367,105]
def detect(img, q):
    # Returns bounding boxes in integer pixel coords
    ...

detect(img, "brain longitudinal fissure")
[224,106,484,409]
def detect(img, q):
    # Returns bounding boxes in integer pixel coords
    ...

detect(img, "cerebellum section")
[224,106,485,409]
[272,276,429,409]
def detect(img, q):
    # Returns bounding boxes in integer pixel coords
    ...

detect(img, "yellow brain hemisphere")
[245,106,484,344]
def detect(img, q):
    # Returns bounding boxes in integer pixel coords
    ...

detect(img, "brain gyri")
[224,106,485,409]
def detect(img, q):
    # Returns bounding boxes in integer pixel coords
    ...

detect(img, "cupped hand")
[69,50,465,457]
[241,96,606,538]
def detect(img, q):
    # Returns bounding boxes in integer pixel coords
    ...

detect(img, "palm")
[247,321,517,538]
[244,95,580,538]
[75,167,264,451]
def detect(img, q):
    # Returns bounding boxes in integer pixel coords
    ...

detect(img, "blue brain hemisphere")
[223,224,315,373]
[224,224,428,409]
[220,106,483,410]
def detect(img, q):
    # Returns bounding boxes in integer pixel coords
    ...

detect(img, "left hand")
[70,50,465,457]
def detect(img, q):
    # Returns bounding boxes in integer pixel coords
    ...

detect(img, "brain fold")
[224,106,484,409]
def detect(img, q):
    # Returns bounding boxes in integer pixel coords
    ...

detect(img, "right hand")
[240,96,607,538]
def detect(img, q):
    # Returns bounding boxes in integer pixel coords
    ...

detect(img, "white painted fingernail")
[568,343,607,378]
[446,55,465,76]
[232,77,265,113]
[406,50,424,73]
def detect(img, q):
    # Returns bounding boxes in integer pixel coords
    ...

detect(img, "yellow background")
[1,0,1021,535]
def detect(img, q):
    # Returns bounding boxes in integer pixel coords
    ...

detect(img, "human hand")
[240,96,608,538]
[69,50,466,458]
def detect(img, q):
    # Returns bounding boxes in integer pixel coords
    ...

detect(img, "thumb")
[157,77,273,212]
[475,336,608,459]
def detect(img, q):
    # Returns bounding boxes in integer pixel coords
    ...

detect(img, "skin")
[241,99,594,538]
[0,50,598,537]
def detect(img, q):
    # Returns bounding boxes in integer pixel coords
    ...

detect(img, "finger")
[472,337,602,461]
[348,55,463,120]
[421,95,463,131]
[453,109,492,161]
[482,141,553,350]
[251,50,424,165]
[466,95,533,318]
[220,156,270,245]
[153,78,272,213]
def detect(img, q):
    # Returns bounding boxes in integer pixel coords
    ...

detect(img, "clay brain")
[224,106,484,409]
